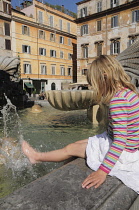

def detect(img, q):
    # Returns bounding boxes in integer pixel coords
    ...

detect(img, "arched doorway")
[51,82,56,90]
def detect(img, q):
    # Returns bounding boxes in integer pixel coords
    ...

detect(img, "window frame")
[59,36,64,44]
[40,64,47,75]
[50,50,56,57]
[39,30,45,39]
[22,45,31,54]
[97,1,102,13]
[111,15,118,28]
[110,40,120,55]
[5,39,11,50]
[23,63,31,74]
[81,24,88,35]
[39,48,46,56]
[22,25,30,36]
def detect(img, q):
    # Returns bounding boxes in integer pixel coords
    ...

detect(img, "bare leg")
[22,139,88,164]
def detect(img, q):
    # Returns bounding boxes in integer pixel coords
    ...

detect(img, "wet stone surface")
[0,158,138,210]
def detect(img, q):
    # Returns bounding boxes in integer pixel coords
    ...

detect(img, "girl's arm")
[99,96,129,174]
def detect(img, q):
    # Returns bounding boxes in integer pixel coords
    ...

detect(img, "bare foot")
[22,141,40,164]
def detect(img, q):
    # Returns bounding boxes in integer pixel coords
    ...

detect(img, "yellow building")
[0,0,12,56]
[76,0,139,83]
[11,0,77,94]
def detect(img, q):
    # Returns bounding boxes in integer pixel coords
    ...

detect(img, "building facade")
[76,0,139,83]
[11,0,77,93]
[0,0,12,56]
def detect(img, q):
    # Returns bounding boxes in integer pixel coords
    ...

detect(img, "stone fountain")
[46,38,139,125]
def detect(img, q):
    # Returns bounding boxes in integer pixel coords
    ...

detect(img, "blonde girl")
[22,55,139,193]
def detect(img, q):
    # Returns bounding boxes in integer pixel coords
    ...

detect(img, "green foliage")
[44,1,77,18]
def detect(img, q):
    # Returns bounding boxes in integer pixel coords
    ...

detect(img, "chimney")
[16,6,21,11]
[61,5,64,12]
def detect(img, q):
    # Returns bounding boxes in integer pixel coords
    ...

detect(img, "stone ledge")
[0,158,138,210]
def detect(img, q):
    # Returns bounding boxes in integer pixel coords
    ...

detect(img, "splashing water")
[0,94,35,176]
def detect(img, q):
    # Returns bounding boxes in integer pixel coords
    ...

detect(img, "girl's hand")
[82,169,107,189]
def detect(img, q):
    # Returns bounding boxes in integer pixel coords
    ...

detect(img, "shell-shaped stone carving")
[0,56,20,80]
[45,90,96,111]
[117,38,139,86]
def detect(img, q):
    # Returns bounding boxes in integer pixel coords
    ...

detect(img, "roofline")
[75,0,139,23]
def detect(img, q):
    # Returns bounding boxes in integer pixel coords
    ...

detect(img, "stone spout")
[45,90,97,111]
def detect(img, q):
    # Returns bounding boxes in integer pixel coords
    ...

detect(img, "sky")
[11,0,80,13]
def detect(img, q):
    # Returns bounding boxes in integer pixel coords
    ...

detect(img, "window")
[68,53,72,60]
[39,48,46,56]
[23,63,31,74]
[41,81,45,92]
[97,1,102,13]
[22,25,30,36]
[41,64,47,75]
[81,25,88,35]
[82,45,88,58]
[51,65,56,75]
[128,35,139,46]
[82,69,87,75]
[110,0,119,8]
[97,20,101,31]
[111,15,118,28]
[38,11,43,23]
[60,66,65,76]
[110,40,120,54]
[50,15,54,27]
[67,22,70,33]
[96,42,103,56]
[59,19,62,30]
[67,67,72,76]
[22,45,31,54]
[4,22,10,36]
[80,7,87,18]
[50,50,56,57]
[60,51,64,59]
[5,39,11,50]
[3,2,11,14]
[59,36,64,44]
[132,10,139,23]
[68,38,71,46]
[50,33,55,41]
[39,30,45,39]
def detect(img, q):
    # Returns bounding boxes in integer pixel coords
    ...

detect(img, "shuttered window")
[111,0,119,8]
[110,41,120,55]
[97,20,101,31]
[41,65,47,75]
[23,64,31,74]
[81,25,88,35]
[38,11,43,23]
[5,39,11,50]
[39,30,45,39]
[50,33,55,41]
[22,25,30,36]
[22,45,31,54]
[50,16,54,27]
[97,1,102,12]
[59,19,62,30]
[80,7,87,17]
[60,51,64,59]
[4,22,10,36]
[60,66,65,76]
[111,15,118,28]
[82,45,88,58]
[67,22,70,33]
[3,2,11,14]
[97,43,103,56]
[39,48,46,56]
[50,50,56,57]
[132,10,139,23]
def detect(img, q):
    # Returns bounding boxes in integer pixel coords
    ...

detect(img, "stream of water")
[0,99,105,198]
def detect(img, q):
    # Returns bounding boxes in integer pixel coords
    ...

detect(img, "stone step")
[129,196,139,210]
[0,158,138,210]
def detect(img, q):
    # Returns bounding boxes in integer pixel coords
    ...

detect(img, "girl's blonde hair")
[87,55,138,104]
